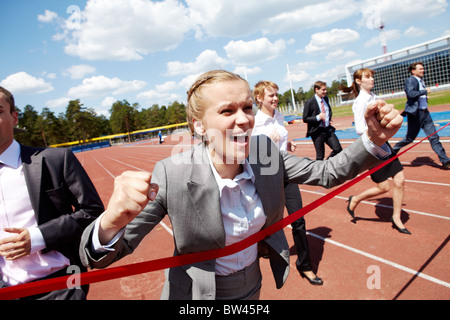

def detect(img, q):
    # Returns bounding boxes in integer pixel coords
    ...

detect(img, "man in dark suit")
[393,62,450,168]
[303,81,342,160]
[0,86,104,299]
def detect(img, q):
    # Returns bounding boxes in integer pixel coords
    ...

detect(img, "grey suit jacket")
[80,135,380,299]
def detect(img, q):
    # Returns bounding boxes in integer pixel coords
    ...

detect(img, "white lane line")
[385,176,450,187]
[92,156,115,179]
[103,155,147,171]
[159,221,173,236]
[292,228,450,289]
[301,189,450,221]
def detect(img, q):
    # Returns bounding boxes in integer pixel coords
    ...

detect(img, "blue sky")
[1,0,449,118]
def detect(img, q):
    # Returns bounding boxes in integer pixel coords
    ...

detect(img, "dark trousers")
[394,109,449,165]
[311,127,343,160]
[284,183,312,272]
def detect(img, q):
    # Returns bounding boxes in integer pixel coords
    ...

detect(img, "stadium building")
[343,35,450,99]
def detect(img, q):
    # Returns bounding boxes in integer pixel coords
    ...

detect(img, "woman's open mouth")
[232,132,249,145]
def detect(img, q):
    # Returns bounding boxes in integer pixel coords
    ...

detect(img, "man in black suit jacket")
[393,62,450,168]
[0,86,104,299]
[303,81,342,160]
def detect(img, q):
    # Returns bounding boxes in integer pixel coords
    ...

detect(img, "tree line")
[278,79,345,106]
[14,80,344,147]
[15,99,187,147]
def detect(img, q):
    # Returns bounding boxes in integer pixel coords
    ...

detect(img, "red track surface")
[78,105,450,300]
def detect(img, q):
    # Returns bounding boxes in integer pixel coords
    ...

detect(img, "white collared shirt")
[252,109,288,151]
[0,140,69,286]
[314,95,330,127]
[413,76,428,109]
[352,90,376,136]
[207,152,266,276]
[352,92,391,159]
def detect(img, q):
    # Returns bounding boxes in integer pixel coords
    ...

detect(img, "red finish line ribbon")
[1,122,449,300]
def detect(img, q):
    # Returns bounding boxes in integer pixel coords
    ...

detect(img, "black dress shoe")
[390,217,412,235]
[443,160,450,169]
[300,271,323,285]
[346,196,355,218]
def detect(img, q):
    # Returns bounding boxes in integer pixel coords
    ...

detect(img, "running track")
[78,105,450,300]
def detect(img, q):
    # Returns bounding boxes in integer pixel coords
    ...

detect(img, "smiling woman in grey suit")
[80,70,403,300]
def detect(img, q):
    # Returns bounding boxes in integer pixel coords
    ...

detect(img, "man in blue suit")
[393,62,450,168]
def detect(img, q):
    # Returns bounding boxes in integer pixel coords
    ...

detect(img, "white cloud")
[166,50,228,76]
[138,81,183,105]
[286,70,310,83]
[45,97,70,109]
[0,72,54,95]
[41,71,57,79]
[285,61,316,84]
[364,29,401,48]
[305,29,360,54]
[63,64,96,79]
[313,64,347,83]
[187,0,269,38]
[138,88,181,105]
[155,81,178,93]
[179,73,203,91]
[101,96,117,109]
[187,0,359,37]
[266,0,359,34]
[224,38,287,65]
[95,96,117,117]
[404,26,427,38]
[233,66,262,79]
[326,49,358,61]
[37,10,58,23]
[360,0,447,28]
[68,75,146,98]
[293,62,318,71]
[61,0,194,61]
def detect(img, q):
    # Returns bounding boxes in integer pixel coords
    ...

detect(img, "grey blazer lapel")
[249,136,284,227]
[187,143,226,249]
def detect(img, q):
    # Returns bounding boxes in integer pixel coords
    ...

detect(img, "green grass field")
[331,89,450,118]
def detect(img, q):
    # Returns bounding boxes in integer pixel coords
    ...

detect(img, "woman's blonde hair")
[253,80,278,109]
[186,70,247,133]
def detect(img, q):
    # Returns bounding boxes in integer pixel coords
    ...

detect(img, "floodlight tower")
[377,21,388,59]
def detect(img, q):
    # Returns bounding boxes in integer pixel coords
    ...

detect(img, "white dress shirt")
[0,140,69,286]
[352,91,391,158]
[315,95,330,127]
[413,75,428,109]
[252,109,288,151]
[207,153,266,276]
[352,90,376,136]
